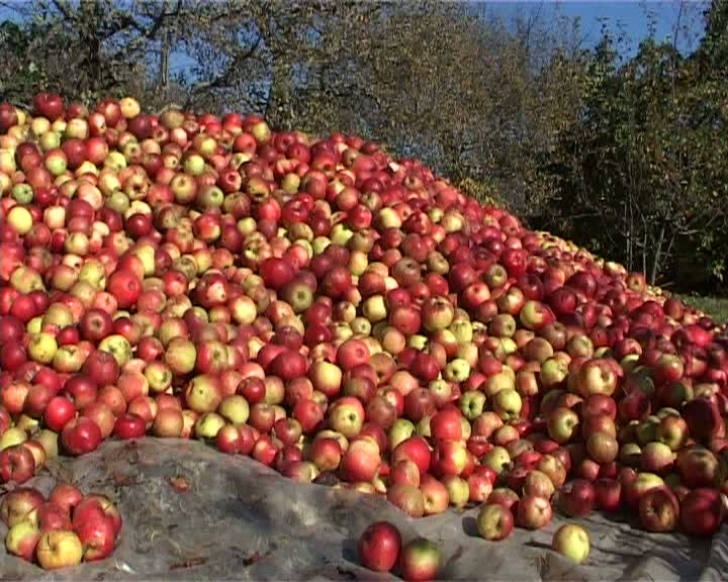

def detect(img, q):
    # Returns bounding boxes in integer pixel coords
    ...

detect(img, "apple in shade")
[639,486,680,533]
[398,538,442,582]
[623,472,665,510]
[387,483,425,518]
[682,398,723,443]
[551,524,590,564]
[680,488,725,537]
[586,432,619,464]
[1,487,46,527]
[558,480,595,517]
[0,445,36,484]
[36,530,84,570]
[476,503,514,541]
[640,442,676,474]
[357,521,402,573]
[420,474,450,516]
[516,494,552,529]
[577,358,618,397]
[594,478,622,512]
[657,414,688,451]
[676,447,718,488]
[536,455,567,490]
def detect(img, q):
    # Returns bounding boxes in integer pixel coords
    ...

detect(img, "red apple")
[357,521,402,573]
[680,488,724,537]
[44,396,77,432]
[72,495,122,537]
[49,484,83,517]
[0,445,36,484]
[61,417,102,456]
[516,494,552,529]
[24,502,72,532]
[639,486,680,533]
[558,479,595,517]
[593,478,622,512]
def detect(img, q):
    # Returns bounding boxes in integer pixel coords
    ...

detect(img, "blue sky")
[0,1,709,67]
[484,1,708,55]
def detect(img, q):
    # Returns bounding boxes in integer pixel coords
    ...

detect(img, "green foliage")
[457,178,505,210]
[530,3,728,293]
[0,21,49,104]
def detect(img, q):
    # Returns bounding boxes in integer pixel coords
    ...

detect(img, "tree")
[3,0,726,293]
[533,11,728,291]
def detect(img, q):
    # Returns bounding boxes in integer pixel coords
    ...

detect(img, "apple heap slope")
[0,93,727,561]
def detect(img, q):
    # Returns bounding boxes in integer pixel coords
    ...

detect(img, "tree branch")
[50,0,74,22]
[184,32,263,109]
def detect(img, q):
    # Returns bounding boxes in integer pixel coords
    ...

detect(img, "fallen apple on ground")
[552,523,591,564]
[357,520,402,573]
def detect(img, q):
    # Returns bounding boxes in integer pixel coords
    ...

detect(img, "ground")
[677,295,728,324]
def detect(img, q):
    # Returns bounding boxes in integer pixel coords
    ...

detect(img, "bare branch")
[50,0,74,22]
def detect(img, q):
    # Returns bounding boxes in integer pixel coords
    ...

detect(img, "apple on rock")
[398,538,442,582]
[357,521,402,573]
[551,524,590,564]
[476,503,514,541]
[36,530,83,570]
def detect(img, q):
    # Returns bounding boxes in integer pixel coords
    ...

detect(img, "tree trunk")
[79,0,103,98]
[267,59,293,131]
[159,24,171,94]
[650,223,666,285]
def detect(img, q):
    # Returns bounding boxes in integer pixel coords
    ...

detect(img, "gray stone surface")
[0,439,724,581]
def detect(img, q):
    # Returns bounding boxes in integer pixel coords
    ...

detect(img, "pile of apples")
[1,92,728,574]
[1,483,122,569]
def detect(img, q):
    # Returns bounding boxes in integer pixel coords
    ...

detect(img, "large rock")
[0,439,724,580]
